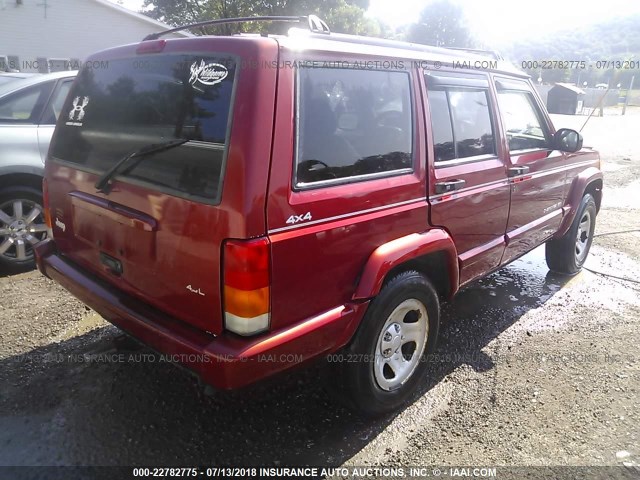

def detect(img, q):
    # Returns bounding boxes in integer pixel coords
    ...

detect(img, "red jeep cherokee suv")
[36,16,602,415]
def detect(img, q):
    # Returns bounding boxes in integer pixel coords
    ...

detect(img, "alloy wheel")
[0,199,48,263]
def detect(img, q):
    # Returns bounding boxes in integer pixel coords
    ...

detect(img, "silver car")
[0,72,39,87]
[0,70,77,268]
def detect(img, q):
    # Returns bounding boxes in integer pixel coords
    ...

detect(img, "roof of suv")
[271,31,525,77]
[137,15,526,78]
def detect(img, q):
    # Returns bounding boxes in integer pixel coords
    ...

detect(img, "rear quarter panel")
[266,50,429,331]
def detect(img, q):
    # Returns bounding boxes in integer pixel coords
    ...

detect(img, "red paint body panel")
[423,70,511,286]
[38,33,602,390]
[46,37,279,335]
[500,149,567,264]
[36,239,369,389]
[266,51,429,330]
[353,229,459,300]
[555,164,603,237]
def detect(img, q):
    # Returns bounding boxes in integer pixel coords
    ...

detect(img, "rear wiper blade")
[95,138,189,194]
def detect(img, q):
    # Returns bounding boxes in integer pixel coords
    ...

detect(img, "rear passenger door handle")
[435,179,466,194]
[508,166,530,177]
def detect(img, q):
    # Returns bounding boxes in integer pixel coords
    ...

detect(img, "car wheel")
[0,186,48,269]
[331,270,440,416]
[545,193,597,275]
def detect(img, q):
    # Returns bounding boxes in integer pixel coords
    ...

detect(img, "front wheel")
[0,186,48,269]
[545,193,597,275]
[331,271,440,416]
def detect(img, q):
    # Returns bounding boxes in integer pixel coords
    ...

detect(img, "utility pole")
[622,75,635,116]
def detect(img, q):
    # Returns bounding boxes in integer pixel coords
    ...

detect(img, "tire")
[0,186,48,269]
[331,270,440,416]
[545,193,597,275]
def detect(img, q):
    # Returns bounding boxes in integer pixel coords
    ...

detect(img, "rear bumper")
[35,239,368,389]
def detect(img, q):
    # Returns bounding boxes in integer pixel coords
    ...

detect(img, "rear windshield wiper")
[94,138,189,194]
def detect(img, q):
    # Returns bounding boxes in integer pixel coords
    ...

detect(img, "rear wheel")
[332,270,440,416]
[0,186,48,269]
[545,193,596,275]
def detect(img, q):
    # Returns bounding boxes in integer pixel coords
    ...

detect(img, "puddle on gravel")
[450,241,640,337]
[461,246,563,314]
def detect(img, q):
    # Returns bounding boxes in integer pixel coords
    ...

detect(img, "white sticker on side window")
[65,96,89,127]
[189,60,228,86]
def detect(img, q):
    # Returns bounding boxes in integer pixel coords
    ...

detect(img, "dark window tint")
[448,89,495,158]
[0,81,54,124]
[427,90,455,162]
[50,55,237,203]
[296,67,413,185]
[497,91,549,151]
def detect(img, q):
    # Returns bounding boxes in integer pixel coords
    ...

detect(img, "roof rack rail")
[143,14,330,41]
[445,47,503,61]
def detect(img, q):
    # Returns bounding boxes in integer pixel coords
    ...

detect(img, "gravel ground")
[0,110,639,475]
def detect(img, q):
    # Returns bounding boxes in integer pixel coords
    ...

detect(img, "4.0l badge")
[186,284,205,296]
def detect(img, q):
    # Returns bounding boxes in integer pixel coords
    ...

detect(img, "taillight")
[223,237,270,336]
[42,177,53,238]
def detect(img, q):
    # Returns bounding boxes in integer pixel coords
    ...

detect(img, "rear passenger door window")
[426,82,496,165]
[296,67,413,187]
[496,91,550,151]
[449,89,495,158]
[427,90,455,162]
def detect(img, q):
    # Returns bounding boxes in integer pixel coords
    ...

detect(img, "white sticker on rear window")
[65,96,89,127]
[189,60,228,86]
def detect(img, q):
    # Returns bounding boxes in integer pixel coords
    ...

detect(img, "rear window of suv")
[50,55,237,204]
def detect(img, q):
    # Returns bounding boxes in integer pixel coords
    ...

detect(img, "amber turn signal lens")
[223,238,271,336]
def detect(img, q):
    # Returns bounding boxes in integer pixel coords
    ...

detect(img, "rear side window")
[0,81,54,124]
[296,67,413,187]
[427,86,496,164]
[50,55,237,204]
[449,89,495,158]
[497,91,550,151]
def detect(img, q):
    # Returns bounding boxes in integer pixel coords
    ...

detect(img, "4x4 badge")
[189,60,228,86]
[286,212,312,225]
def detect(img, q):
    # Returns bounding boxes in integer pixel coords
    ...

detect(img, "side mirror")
[554,128,583,153]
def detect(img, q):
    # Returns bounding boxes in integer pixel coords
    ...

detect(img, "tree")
[406,0,474,48]
[504,14,640,87]
[141,0,380,36]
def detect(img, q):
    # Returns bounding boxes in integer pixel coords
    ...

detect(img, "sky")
[112,0,640,47]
